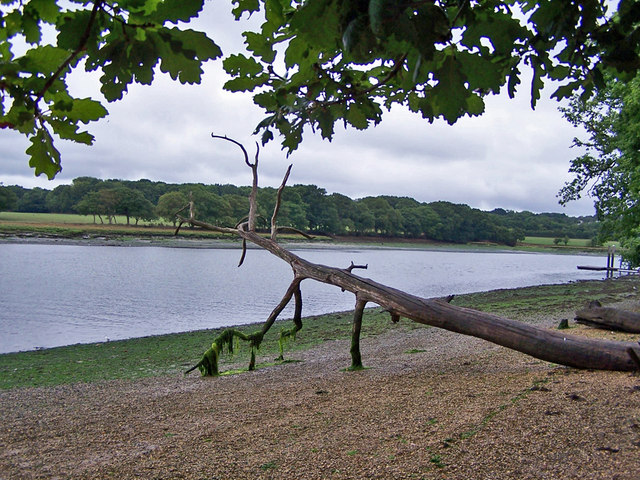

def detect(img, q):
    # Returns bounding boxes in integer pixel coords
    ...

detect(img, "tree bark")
[575,301,640,333]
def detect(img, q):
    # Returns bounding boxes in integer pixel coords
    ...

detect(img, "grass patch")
[450,278,638,318]
[522,236,593,247]
[0,212,151,225]
[429,454,446,468]
[0,212,333,243]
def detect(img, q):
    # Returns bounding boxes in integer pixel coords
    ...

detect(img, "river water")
[0,243,606,353]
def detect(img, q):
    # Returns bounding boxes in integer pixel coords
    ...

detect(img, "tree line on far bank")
[0,177,599,246]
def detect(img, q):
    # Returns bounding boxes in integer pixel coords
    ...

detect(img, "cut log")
[575,300,640,333]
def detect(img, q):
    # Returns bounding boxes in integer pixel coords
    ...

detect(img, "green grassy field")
[522,236,594,247]
[0,211,155,225]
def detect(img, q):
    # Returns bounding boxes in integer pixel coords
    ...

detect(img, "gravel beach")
[2,300,640,479]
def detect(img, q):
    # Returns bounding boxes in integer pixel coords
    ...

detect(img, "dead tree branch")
[350,296,367,370]
[271,164,293,240]
[179,135,640,376]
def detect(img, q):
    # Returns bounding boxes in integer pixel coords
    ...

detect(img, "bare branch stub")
[346,262,368,273]
[211,134,251,167]
[271,164,293,240]
[211,134,258,231]
[238,239,247,267]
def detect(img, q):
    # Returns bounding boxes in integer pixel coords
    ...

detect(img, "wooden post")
[606,246,616,278]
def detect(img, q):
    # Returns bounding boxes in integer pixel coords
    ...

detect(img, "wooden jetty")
[577,246,640,277]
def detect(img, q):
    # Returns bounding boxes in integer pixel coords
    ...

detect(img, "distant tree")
[352,202,376,235]
[156,191,188,226]
[16,187,49,213]
[328,193,357,234]
[75,191,103,223]
[125,178,169,204]
[45,184,74,213]
[360,197,402,236]
[225,194,251,223]
[115,187,156,225]
[0,185,18,212]
[97,189,120,224]
[396,205,425,238]
[69,177,104,206]
[279,200,309,231]
[429,202,465,242]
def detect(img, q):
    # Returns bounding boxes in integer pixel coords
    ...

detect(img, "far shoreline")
[0,229,606,256]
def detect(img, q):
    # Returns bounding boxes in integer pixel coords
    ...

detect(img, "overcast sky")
[0,1,597,216]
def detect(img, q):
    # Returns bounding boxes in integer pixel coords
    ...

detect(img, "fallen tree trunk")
[245,230,640,371]
[575,300,640,333]
[180,135,640,375]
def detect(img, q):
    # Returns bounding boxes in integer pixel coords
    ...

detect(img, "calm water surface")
[0,243,606,353]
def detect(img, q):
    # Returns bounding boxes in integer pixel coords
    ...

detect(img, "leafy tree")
[0,0,221,178]
[16,187,49,212]
[352,201,375,235]
[2,1,639,178]
[280,200,309,230]
[96,188,120,223]
[0,185,18,211]
[69,176,105,204]
[329,192,358,234]
[224,0,640,152]
[114,187,156,225]
[181,185,233,225]
[45,184,74,213]
[225,193,251,222]
[126,178,170,204]
[560,73,640,262]
[74,191,104,223]
[289,185,336,232]
[156,191,188,226]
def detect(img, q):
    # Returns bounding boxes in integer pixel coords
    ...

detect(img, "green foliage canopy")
[1,1,639,178]
[3,176,600,242]
[0,184,18,210]
[225,0,640,153]
[559,72,640,262]
[0,0,221,178]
